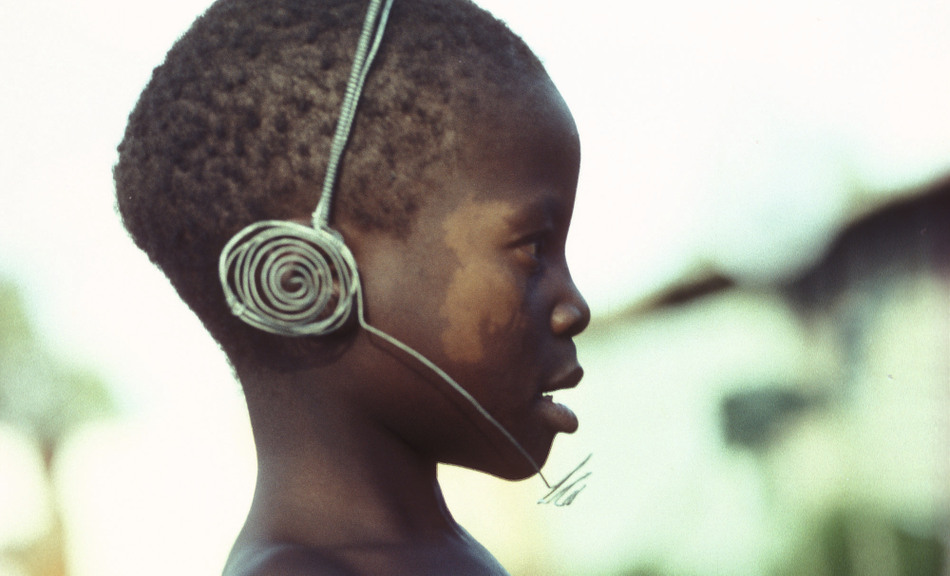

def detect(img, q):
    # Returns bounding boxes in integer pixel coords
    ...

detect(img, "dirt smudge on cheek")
[440,200,519,364]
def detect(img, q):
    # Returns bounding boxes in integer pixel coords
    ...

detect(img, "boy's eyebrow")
[504,193,572,229]
[501,198,552,231]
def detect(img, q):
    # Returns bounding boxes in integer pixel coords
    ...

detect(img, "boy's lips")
[535,365,584,434]
[540,364,584,394]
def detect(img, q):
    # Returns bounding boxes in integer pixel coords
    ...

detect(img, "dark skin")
[224,75,590,576]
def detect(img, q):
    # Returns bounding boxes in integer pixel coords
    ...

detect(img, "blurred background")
[1,0,948,575]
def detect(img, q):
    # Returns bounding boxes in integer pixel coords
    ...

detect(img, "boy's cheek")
[439,262,519,363]
[438,199,522,364]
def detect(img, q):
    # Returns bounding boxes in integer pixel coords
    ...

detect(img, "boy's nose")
[550,278,590,337]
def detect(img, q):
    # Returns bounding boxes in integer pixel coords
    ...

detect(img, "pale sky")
[2,0,949,410]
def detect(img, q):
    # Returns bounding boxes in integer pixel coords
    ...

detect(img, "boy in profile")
[114,0,590,574]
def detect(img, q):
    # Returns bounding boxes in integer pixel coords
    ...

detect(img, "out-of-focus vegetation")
[2,177,947,576]
[565,181,950,576]
[0,279,114,576]
[0,283,113,463]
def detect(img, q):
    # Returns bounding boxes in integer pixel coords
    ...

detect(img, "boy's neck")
[238,349,460,545]
[227,337,513,576]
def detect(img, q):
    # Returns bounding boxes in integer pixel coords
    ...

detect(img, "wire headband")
[315,0,394,228]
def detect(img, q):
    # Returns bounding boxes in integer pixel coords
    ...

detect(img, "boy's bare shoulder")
[224,542,355,576]
[224,534,510,576]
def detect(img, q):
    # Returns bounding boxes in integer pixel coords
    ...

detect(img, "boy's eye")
[515,235,546,267]
[526,238,544,257]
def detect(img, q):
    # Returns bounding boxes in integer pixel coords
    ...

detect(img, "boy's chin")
[457,443,554,482]
[491,465,542,482]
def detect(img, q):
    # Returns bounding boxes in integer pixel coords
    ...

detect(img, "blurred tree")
[0,278,114,576]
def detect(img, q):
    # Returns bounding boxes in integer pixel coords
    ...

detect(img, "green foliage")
[0,278,114,459]
[0,281,34,352]
[777,510,947,576]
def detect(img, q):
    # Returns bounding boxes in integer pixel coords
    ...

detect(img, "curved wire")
[219,221,359,336]
[313,0,395,228]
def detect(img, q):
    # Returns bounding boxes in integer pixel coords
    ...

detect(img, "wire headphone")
[218,0,391,337]
[218,0,589,505]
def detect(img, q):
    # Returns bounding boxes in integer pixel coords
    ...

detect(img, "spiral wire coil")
[219,221,359,336]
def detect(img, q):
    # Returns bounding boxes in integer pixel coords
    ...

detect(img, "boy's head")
[115,0,549,369]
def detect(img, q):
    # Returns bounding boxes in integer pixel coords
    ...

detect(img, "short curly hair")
[114,0,547,369]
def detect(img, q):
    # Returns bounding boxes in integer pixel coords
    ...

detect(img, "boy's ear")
[330,219,381,267]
